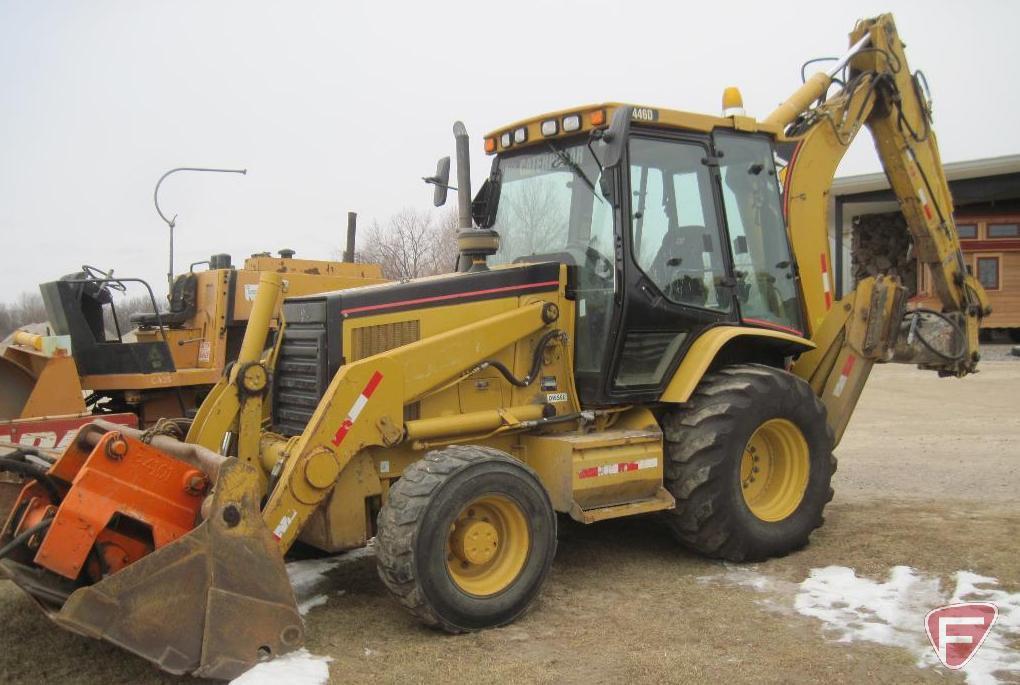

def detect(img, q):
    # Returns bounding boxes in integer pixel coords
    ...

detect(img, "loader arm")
[770,13,988,441]
[258,300,559,550]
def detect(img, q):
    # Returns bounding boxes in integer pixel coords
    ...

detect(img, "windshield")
[488,140,613,268]
[488,139,616,373]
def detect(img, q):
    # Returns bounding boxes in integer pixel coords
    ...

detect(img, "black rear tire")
[376,445,556,633]
[661,364,836,561]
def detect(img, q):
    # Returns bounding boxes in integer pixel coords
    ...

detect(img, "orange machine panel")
[32,432,207,580]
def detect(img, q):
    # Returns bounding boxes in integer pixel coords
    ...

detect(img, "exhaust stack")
[453,122,499,272]
[344,212,357,263]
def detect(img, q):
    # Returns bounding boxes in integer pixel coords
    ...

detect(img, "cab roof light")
[590,109,606,126]
[562,114,581,132]
[484,137,497,153]
[541,119,558,136]
[722,87,746,117]
[500,131,512,148]
[513,127,528,144]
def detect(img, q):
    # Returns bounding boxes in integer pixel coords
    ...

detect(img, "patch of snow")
[287,557,343,615]
[796,566,1020,685]
[698,565,776,592]
[230,648,331,685]
[285,545,375,616]
[703,564,1020,685]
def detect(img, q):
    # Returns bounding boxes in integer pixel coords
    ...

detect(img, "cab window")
[628,137,730,312]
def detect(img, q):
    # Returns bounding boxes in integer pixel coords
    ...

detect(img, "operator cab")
[476,105,804,406]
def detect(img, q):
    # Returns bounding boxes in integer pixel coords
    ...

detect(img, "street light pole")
[153,167,247,294]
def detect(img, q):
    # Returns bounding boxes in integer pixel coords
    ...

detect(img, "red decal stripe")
[363,371,384,398]
[331,418,353,447]
[742,317,804,337]
[578,467,598,480]
[923,204,933,220]
[820,253,833,309]
[841,354,857,377]
[341,280,560,316]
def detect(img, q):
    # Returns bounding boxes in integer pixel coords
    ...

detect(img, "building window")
[976,256,1000,290]
[988,223,1019,238]
[956,223,978,239]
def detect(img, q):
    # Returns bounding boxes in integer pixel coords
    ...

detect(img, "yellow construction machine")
[0,13,987,679]
[1,247,384,434]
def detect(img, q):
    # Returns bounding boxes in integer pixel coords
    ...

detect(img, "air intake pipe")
[453,122,499,272]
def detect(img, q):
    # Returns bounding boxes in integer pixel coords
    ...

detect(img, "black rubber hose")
[481,329,565,387]
[906,308,965,361]
[0,518,53,561]
[0,458,63,504]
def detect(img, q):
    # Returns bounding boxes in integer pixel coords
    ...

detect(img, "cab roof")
[483,102,784,155]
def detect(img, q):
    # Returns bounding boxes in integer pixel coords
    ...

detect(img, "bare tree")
[0,302,12,339]
[359,207,461,280]
[15,292,47,326]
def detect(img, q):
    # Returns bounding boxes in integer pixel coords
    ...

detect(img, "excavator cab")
[480,113,807,406]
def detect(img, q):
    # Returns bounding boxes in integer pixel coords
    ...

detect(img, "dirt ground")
[0,359,1017,684]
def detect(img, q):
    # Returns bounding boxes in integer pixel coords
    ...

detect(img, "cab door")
[599,133,738,403]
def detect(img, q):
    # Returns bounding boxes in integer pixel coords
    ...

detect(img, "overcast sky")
[1,0,1018,303]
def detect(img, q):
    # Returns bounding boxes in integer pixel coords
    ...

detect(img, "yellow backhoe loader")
[0,13,988,679]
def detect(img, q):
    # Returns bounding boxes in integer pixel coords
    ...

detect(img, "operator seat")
[131,273,198,328]
[648,225,709,306]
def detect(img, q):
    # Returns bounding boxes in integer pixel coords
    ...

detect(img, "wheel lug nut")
[752,466,759,473]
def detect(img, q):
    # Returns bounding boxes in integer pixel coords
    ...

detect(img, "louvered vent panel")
[350,320,420,360]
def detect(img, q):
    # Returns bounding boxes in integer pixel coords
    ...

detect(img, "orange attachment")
[21,431,205,580]
[590,109,606,126]
[484,137,496,153]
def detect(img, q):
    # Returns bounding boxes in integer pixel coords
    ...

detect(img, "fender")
[659,326,815,404]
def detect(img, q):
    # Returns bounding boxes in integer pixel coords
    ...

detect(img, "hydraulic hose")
[478,329,566,388]
[905,308,965,361]
[0,517,53,561]
[0,455,63,504]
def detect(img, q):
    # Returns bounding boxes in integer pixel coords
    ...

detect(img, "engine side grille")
[272,320,329,436]
[351,320,422,420]
[350,320,420,361]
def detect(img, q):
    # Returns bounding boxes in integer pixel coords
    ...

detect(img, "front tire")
[376,445,556,633]
[661,364,835,561]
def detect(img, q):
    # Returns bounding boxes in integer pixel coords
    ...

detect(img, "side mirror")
[601,105,633,170]
[596,106,633,207]
[425,156,451,207]
[471,172,502,229]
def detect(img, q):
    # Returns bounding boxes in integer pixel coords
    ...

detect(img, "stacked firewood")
[851,211,917,296]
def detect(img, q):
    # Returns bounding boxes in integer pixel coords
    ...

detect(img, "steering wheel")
[81,264,128,292]
[584,246,614,283]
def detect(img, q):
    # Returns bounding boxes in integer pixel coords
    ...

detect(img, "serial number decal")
[546,392,568,403]
[631,107,659,122]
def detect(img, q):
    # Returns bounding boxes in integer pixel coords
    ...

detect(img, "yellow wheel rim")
[740,418,810,522]
[446,495,530,597]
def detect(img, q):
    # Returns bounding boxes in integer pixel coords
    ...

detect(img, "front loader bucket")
[2,460,304,680]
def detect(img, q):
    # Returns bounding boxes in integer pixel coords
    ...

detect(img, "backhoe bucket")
[1,458,304,680]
